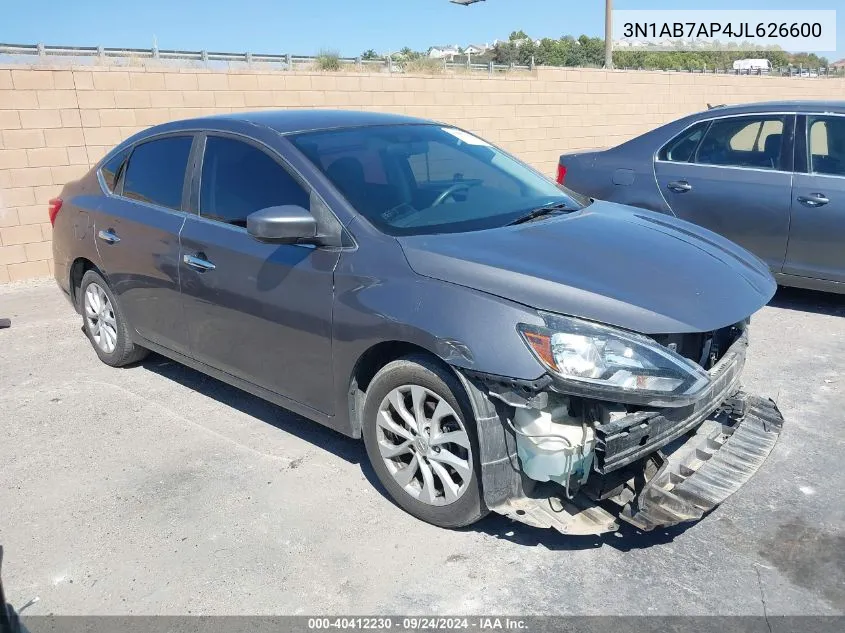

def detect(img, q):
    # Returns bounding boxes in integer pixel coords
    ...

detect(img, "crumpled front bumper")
[465,328,784,536]
[487,391,784,535]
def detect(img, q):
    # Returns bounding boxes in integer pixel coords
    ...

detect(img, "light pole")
[605,0,613,69]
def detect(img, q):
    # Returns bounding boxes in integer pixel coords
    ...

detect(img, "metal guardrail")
[0,43,841,78]
[0,43,532,75]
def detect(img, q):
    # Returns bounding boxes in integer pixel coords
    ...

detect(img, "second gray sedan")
[559,100,845,294]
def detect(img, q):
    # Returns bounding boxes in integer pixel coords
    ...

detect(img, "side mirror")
[246,205,317,244]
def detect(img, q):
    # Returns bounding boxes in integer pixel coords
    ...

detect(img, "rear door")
[93,134,194,353]
[654,114,794,271]
[178,133,339,414]
[784,114,845,282]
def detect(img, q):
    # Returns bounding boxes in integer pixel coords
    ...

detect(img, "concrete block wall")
[2,63,844,283]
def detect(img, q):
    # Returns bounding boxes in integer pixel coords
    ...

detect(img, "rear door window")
[123,136,193,210]
[694,116,786,170]
[199,136,310,227]
[808,116,845,176]
[658,121,709,162]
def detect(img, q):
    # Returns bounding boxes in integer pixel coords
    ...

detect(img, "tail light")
[556,164,567,185]
[48,198,63,226]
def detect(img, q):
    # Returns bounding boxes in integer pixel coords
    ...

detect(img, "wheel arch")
[69,257,105,312]
[347,339,524,512]
[346,340,465,439]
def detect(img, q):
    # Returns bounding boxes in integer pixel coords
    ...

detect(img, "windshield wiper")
[507,202,571,226]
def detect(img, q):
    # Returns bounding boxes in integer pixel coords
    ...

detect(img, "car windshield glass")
[289,124,584,235]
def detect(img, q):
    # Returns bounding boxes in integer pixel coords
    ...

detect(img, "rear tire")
[362,354,488,528]
[79,270,148,367]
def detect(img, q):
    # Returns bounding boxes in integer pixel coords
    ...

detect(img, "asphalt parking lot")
[0,278,843,616]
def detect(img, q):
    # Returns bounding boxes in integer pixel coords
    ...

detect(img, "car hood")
[397,201,776,334]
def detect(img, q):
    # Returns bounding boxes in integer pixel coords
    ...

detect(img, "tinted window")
[123,136,193,210]
[290,125,581,236]
[695,116,785,169]
[100,148,130,193]
[200,136,309,227]
[658,121,708,162]
[808,116,845,177]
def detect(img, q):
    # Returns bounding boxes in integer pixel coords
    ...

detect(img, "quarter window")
[658,121,708,163]
[100,148,130,193]
[695,116,786,169]
[199,136,310,227]
[123,136,193,210]
[808,116,845,177]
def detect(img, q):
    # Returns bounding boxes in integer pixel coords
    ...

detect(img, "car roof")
[699,100,845,115]
[101,110,444,167]
[182,109,434,135]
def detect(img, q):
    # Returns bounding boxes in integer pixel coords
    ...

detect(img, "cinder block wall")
[2,63,844,283]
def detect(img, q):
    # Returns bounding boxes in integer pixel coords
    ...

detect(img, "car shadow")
[469,507,696,552]
[137,353,696,552]
[769,286,845,317]
[138,353,372,469]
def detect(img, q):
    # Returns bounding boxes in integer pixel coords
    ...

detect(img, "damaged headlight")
[518,312,711,407]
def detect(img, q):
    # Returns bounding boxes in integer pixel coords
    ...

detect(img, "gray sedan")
[559,100,845,294]
[51,110,783,535]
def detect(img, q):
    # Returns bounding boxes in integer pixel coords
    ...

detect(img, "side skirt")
[775,272,845,295]
[136,337,356,438]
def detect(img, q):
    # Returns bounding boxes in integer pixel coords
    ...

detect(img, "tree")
[399,47,420,60]
[361,49,380,60]
[380,30,822,71]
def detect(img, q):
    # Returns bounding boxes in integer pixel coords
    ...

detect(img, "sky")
[2,0,842,59]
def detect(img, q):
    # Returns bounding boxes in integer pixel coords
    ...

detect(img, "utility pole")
[604,0,613,69]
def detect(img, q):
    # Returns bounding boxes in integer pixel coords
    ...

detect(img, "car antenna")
[707,103,726,110]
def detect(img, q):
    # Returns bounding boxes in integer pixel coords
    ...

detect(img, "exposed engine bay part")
[511,395,596,495]
[617,393,783,530]
[594,328,746,473]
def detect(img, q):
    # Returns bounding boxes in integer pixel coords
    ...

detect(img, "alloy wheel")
[84,282,117,354]
[376,385,473,506]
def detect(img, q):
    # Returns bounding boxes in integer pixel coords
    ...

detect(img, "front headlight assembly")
[518,312,711,407]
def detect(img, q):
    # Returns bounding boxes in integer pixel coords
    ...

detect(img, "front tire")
[79,270,148,367]
[362,354,488,528]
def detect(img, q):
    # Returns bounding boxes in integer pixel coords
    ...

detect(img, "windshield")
[289,124,585,236]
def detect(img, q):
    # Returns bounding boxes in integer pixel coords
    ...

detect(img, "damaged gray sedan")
[52,111,783,535]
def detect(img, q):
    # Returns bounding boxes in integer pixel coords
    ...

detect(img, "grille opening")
[652,322,744,369]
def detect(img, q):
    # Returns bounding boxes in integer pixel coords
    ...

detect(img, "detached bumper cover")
[619,393,783,530]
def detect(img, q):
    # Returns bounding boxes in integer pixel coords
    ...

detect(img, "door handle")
[183,253,216,272]
[667,180,692,193]
[97,229,120,244]
[797,193,830,207]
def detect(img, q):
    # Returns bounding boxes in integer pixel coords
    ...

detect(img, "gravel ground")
[0,279,843,615]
